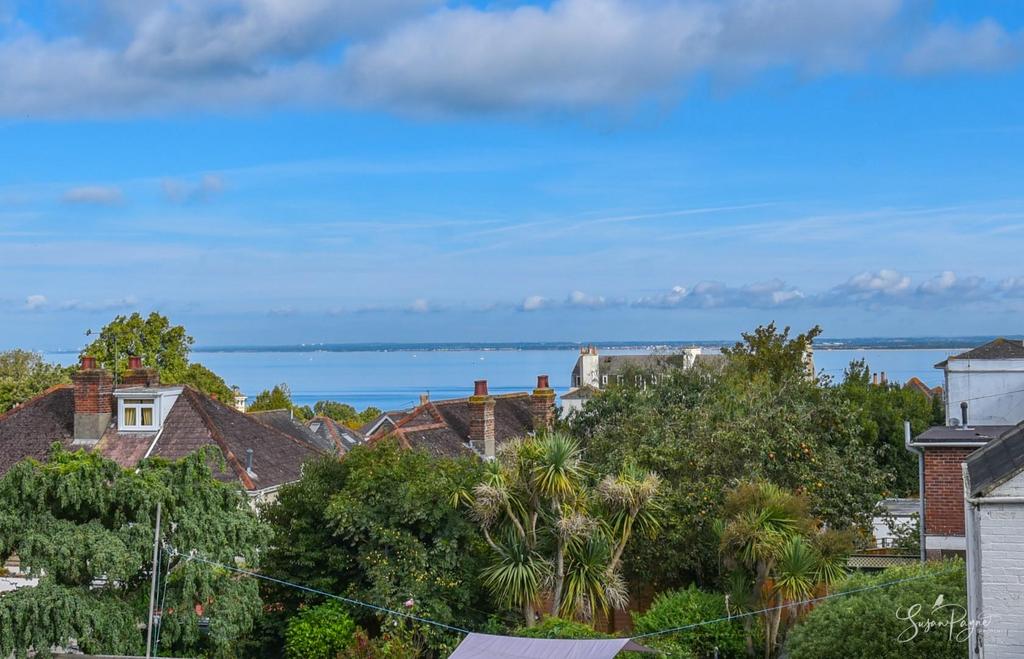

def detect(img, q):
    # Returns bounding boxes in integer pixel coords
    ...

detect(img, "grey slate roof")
[306,416,364,454]
[935,338,1024,368]
[913,425,1015,445]
[250,409,334,453]
[966,424,1024,496]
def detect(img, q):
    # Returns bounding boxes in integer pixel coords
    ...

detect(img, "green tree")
[837,359,935,496]
[467,433,661,626]
[715,481,851,658]
[313,401,383,429]
[81,312,236,401]
[248,383,313,421]
[721,323,821,383]
[180,362,235,404]
[0,446,269,658]
[631,585,747,658]
[0,350,71,413]
[285,601,357,659]
[570,356,886,591]
[513,616,609,639]
[83,311,193,382]
[260,443,490,656]
[786,561,966,659]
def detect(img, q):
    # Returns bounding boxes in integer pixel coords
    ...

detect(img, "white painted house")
[963,426,1024,658]
[560,346,712,417]
[938,338,1024,426]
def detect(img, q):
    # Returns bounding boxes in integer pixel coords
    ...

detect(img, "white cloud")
[0,1,1018,117]
[832,269,911,301]
[24,294,47,310]
[521,295,551,312]
[161,173,225,203]
[566,290,606,309]
[61,185,123,205]
[634,278,805,309]
[56,296,138,312]
[903,20,1024,75]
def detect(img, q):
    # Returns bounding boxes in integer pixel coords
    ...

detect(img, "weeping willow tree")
[715,481,852,659]
[0,445,269,658]
[465,432,661,626]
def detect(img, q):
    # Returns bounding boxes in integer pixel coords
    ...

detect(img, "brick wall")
[468,396,495,457]
[530,389,556,431]
[924,447,975,536]
[71,369,113,414]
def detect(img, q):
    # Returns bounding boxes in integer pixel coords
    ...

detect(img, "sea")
[43,339,981,412]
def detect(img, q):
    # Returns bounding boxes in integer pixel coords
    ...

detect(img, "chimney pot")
[81,356,96,370]
[961,401,969,427]
[128,355,142,369]
[474,380,489,397]
[537,374,550,389]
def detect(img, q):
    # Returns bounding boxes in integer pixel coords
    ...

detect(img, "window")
[650,375,658,385]
[575,375,581,386]
[121,398,156,430]
[601,375,608,386]
[310,422,322,432]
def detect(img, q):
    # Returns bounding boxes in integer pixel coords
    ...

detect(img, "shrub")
[786,560,967,659]
[631,585,747,658]
[514,616,610,639]
[285,601,356,659]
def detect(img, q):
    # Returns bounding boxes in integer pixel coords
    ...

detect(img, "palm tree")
[468,432,661,626]
[716,481,850,658]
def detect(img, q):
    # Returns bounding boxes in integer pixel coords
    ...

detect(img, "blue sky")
[3,0,1024,348]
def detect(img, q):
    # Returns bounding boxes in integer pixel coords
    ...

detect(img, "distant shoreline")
[44,336,1015,355]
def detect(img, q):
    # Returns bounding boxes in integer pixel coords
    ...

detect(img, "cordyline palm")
[468,433,661,626]
[716,481,849,659]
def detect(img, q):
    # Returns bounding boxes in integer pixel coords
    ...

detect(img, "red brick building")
[0,356,325,502]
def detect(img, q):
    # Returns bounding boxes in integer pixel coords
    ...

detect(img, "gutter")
[965,496,1024,504]
[962,464,984,659]
[906,441,987,448]
[904,421,927,562]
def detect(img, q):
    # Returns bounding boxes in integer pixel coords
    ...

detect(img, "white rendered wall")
[945,358,1024,425]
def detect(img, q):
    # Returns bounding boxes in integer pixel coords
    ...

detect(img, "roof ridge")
[181,387,255,489]
[188,386,325,458]
[0,383,72,423]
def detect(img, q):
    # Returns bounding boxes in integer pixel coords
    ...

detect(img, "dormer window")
[121,397,158,431]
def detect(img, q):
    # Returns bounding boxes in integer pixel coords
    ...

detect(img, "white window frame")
[601,375,608,386]
[119,396,159,431]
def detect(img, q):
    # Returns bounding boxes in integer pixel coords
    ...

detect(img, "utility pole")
[146,501,163,658]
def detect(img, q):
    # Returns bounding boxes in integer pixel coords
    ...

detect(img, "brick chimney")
[72,356,113,444]
[121,355,160,388]
[468,380,496,459]
[531,374,556,432]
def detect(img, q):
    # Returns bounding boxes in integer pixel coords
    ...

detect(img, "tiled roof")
[0,385,74,474]
[904,377,943,399]
[935,338,1024,368]
[306,416,364,455]
[561,385,599,401]
[358,410,409,437]
[250,409,334,453]
[966,424,1024,496]
[0,384,324,492]
[372,394,536,458]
